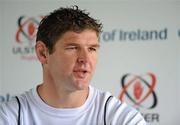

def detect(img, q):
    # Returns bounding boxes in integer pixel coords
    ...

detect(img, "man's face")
[46,30,99,92]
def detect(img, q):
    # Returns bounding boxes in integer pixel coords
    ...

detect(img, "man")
[0,6,147,125]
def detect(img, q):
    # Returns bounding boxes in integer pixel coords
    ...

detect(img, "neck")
[37,83,89,108]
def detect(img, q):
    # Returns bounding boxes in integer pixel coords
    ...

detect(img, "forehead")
[57,30,99,45]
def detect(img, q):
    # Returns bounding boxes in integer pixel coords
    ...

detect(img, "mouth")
[73,69,89,78]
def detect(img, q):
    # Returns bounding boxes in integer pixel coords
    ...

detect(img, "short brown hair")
[36,5,102,54]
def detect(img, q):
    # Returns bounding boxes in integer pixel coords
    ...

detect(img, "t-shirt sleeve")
[0,99,19,125]
[105,96,147,125]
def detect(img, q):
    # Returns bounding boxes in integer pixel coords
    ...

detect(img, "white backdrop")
[0,0,179,124]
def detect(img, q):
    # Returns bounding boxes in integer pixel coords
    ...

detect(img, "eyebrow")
[64,43,100,48]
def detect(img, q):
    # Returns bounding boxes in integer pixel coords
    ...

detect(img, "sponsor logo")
[119,72,158,109]
[15,16,40,43]
[100,28,168,42]
[119,72,159,123]
[13,16,43,61]
[0,93,14,103]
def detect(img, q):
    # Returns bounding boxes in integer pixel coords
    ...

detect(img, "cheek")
[91,55,98,68]
[49,55,69,71]
[59,55,76,70]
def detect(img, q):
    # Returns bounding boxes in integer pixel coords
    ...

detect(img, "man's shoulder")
[0,97,18,110]
[0,97,19,123]
[90,85,122,107]
[91,86,147,124]
[0,88,33,115]
[0,88,35,123]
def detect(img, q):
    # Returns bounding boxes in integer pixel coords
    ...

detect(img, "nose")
[77,49,89,64]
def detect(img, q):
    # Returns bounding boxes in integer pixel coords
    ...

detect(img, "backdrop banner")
[0,1,179,125]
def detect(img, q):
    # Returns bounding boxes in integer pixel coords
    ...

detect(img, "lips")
[73,69,89,78]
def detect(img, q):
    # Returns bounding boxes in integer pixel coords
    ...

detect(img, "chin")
[74,81,89,90]
[77,84,89,90]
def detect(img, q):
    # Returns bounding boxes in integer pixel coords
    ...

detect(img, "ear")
[35,41,49,64]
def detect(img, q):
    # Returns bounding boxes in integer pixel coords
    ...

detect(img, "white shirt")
[0,86,147,125]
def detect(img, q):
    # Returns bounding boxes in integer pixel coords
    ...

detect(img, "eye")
[66,46,78,50]
[88,47,97,52]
